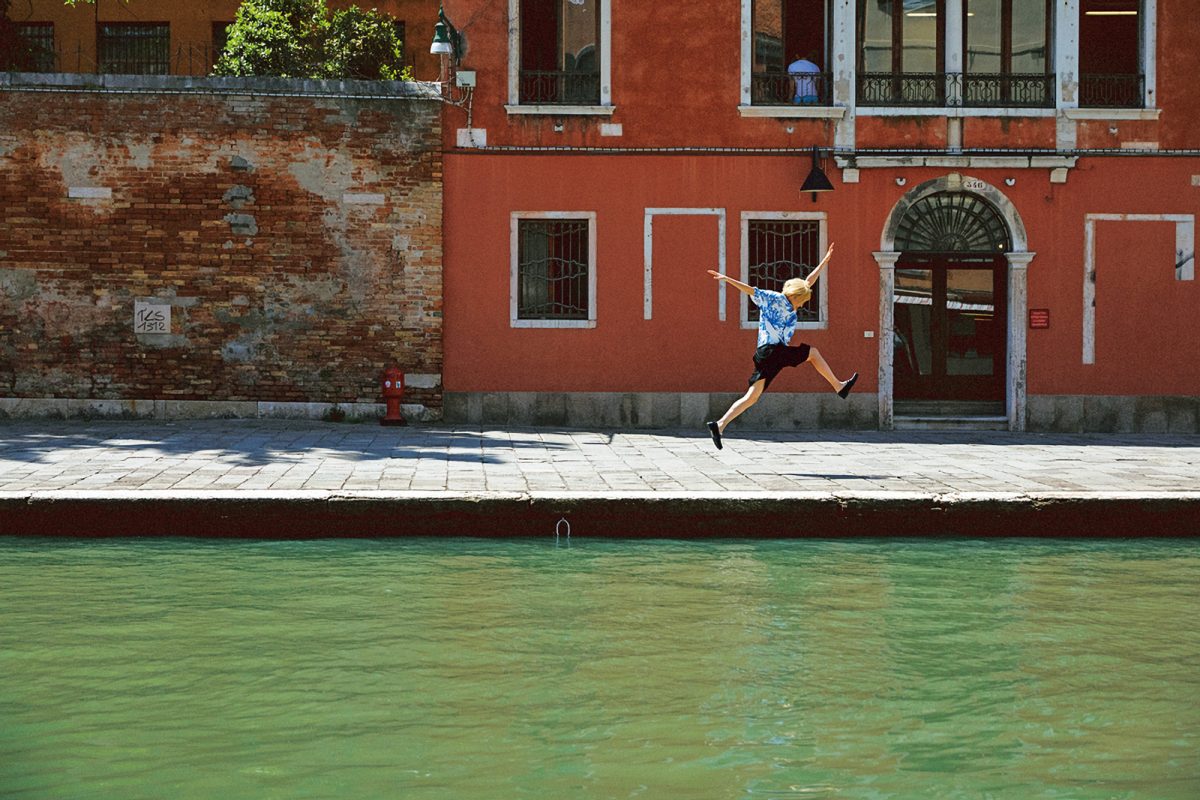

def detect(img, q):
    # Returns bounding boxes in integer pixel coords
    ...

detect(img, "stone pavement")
[1,419,1198,537]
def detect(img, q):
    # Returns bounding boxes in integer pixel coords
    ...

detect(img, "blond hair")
[782,277,812,305]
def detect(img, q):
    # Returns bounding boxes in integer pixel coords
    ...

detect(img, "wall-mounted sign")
[1029,308,1050,329]
[134,302,171,334]
[963,178,988,191]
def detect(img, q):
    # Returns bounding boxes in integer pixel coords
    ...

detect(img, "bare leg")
[716,379,765,433]
[806,347,852,393]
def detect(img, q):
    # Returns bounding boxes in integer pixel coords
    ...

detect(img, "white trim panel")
[504,105,616,116]
[738,106,846,119]
[1082,213,1196,364]
[643,208,727,321]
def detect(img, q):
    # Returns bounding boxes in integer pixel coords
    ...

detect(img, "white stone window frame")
[1059,0,1158,118]
[738,0,846,119]
[510,211,598,329]
[505,0,613,116]
[740,211,829,332]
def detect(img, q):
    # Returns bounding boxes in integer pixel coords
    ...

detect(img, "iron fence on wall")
[7,42,222,76]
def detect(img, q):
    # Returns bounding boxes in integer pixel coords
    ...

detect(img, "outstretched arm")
[805,242,835,285]
[708,270,755,297]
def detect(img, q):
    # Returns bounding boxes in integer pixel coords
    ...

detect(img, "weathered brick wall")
[0,75,443,417]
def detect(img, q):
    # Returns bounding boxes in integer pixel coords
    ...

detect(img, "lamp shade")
[430,19,453,55]
[800,146,834,195]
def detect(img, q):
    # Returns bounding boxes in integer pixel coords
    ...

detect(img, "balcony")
[961,73,1054,109]
[857,72,946,107]
[750,69,832,107]
[518,69,600,105]
[1079,73,1144,109]
[859,72,1058,110]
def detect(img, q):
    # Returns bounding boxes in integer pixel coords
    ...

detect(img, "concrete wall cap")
[1,72,442,100]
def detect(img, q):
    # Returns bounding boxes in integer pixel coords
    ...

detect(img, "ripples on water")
[0,539,1197,799]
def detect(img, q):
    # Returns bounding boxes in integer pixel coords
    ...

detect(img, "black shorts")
[749,343,811,390]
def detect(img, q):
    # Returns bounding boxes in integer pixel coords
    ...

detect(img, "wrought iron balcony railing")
[750,69,832,106]
[857,72,946,107]
[518,69,601,105]
[1079,73,1144,109]
[961,73,1054,108]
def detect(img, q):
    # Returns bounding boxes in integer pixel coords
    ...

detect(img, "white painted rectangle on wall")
[134,302,171,334]
[68,187,112,200]
[342,193,385,205]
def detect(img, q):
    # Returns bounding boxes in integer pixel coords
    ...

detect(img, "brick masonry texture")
[0,77,443,413]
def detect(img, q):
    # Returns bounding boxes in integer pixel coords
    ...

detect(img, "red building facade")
[438,0,1200,431]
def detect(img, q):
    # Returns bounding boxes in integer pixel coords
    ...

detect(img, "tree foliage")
[326,5,408,81]
[212,0,409,81]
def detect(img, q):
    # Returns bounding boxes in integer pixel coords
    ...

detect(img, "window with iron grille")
[1079,0,1144,108]
[518,0,601,104]
[513,215,595,327]
[857,0,946,106]
[98,23,170,75]
[962,0,1052,108]
[16,23,56,72]
[750,0,831,106]
[744,216,825,326]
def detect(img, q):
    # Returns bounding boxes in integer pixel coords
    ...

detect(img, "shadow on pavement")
[0,421,571,467]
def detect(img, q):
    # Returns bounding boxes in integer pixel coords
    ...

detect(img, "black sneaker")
[706,421,723,450]
[837,372,858,399]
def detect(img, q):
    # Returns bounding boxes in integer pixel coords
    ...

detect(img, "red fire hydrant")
[380,366,407,426]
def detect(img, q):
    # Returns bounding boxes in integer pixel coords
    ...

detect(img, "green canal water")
[0,538,1197,799]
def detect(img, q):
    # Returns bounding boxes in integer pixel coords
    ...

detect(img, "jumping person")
[705,242,857,450]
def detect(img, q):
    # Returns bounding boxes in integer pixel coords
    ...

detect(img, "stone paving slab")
[0,419,1198,537]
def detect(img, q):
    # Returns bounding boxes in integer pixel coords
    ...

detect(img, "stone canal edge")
[2,490,1199,538]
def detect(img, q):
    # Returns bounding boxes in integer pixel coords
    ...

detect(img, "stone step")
[894,415,1009,431]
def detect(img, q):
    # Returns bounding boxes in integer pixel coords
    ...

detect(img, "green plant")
[326,5,410,81]
[213,0,327,78]
[212,0,408,80]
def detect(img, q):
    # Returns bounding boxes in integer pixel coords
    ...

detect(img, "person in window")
[788,51,822,104]
[705,243,857,450]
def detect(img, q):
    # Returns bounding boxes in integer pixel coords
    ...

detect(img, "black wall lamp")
[801,146,834,202]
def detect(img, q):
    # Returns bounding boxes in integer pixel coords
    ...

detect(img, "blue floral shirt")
[752,288,797,347]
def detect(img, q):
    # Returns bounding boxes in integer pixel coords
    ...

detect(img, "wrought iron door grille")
[517,219,591,320]
[97,23,170,75]
[894,192,1010,253]
[747,220,821,323]
[518,70,601,105]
